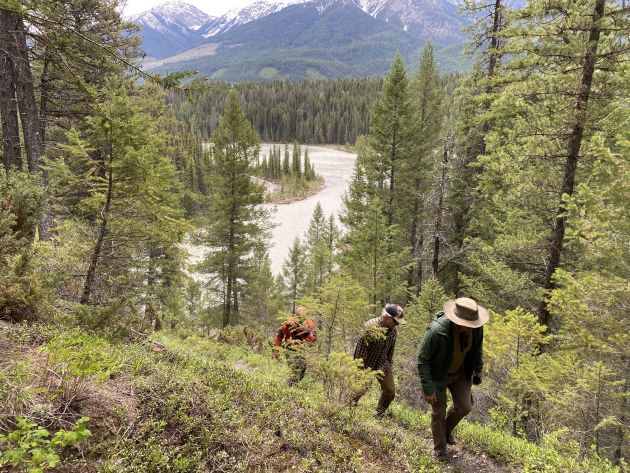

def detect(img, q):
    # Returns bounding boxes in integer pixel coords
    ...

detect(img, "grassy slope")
[0,322,620,472]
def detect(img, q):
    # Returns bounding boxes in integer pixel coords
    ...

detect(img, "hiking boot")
[434,449,448,460]
[446,433,456,445]
[374,409,392,420]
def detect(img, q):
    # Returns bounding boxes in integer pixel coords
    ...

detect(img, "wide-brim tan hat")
[444,297,489,328]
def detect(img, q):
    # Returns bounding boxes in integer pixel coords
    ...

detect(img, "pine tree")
[367,53,414,229]
[405,42,445,291]
[304,202,330,293]
[200,89,270,326]
[48,80,186,315]
[464,0,628,321]
[303,147,311,180]
[282,237,308,313]
[292,141,302,177]
[240,244,281,328]
[283,142,290,175]
[548,130,630,463]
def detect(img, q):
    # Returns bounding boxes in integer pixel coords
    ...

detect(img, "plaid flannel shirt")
[353,317,397,371]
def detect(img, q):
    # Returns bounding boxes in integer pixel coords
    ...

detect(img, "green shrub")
[313,352,379,406]
[0,416,91,473]
[42,333,122,402]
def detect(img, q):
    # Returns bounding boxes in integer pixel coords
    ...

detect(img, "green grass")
[0,323,621,472]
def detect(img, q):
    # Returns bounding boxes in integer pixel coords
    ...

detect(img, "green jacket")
[417,312,484,396]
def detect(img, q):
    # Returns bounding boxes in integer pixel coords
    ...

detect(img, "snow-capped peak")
[133,1,212,32]
[201,0,301,38]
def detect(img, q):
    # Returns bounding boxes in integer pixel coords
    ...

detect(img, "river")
[186,144,356,276]
[261,144,356,274]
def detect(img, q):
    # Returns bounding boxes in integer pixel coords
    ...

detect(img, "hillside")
[136,0,470,80]
[131,1,212,59]
[0,322,620,472]
[3,0,628,471]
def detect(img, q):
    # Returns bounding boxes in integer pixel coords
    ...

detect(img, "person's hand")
[424,394,437,406]
[473,371,484,385]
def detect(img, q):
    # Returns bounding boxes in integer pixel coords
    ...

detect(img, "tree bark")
[0,9,21,171]
[407,183,421,289]
[432,134,452,278]
[8,11,43,175]
[2,8,52,239]
[81,155,114,305]
[479,0,502,157]
[538,0,605,327]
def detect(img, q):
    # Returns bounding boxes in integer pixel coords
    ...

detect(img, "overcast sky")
[120,0,256,17]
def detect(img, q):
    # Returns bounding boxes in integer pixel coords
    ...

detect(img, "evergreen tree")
[283,142,290,175]
[292,141,302,176]
[48,80,186,319]
[240,244,281,328]
[282,237,308,313]
[303,147,311,180]
[342,54,416,301]
[200,89,270,327]
[405,42,445,291]
[463,0,628,322]
[367,53,414,229]
[325,215,340,275]
[304,203,331,293]
[548,130,630,463]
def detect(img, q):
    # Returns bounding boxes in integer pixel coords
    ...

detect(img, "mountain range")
[130,0,521,81]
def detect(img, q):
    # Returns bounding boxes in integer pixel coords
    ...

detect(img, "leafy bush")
[313,351,379,406]
[0,416,91,473]
[0,171,49,322]
[42,333,122,402]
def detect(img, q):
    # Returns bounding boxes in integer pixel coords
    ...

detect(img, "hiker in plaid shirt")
[353,303,406,417]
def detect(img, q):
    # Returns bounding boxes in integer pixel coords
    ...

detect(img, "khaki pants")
[431,372,473,451]
[354,364,396,415]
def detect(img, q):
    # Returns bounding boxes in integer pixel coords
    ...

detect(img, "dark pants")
[354,364,396,415]
[431,372,473,451]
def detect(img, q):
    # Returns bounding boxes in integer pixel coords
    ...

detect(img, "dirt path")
[438,442,516,473]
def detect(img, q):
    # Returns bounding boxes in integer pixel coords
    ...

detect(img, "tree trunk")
[612,360,629,465]
[81,157,114,305]
[3,8,52,239]
[407,185,420,289]
[538,0,605,327]
[145,245,160,330]
[326,289,340,357]
[432,134,451,278]
[388,131,397,228]
[372,205,379,306]
[39,47,52,144]
[232,278,239,326]
[224,267,233,327]
[8,11,43,175]
[0,9,21,171]
[479,0,502,157]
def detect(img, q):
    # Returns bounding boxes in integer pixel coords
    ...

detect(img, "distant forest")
[168,78,383,145]
[169,75,462,145]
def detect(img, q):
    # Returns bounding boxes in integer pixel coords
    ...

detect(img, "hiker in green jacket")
[417,297,489,459]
